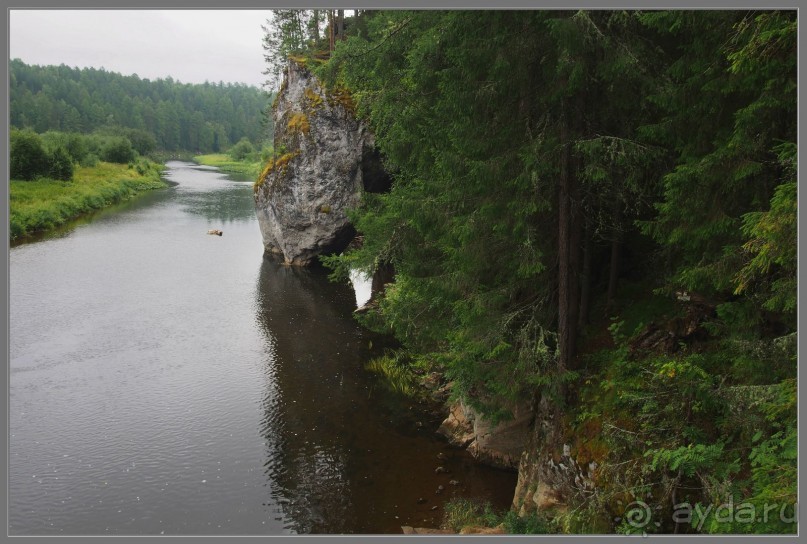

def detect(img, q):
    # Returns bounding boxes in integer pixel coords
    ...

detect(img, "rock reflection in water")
[255,256,378,533]
[253,256,517,534]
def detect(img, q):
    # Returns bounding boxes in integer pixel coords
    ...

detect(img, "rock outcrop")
[511,397,597,517]
[437,399,533,470]
[254,60,387,265]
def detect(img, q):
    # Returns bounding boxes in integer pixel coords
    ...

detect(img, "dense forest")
[266,9,797,534]
[10,59,270,152]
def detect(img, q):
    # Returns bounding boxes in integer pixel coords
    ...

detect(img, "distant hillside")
[10,58,272,152]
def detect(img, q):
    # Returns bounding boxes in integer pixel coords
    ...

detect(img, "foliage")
[10,128,49,180]
[733,144,797,317]
[41,130,88,163]
[100,136,136,164]
[10,58,271,152]
[262,10,328,90]
[442,498,501,531]
[47,145,74,181]
[363,350,433,399]
[569,323,796,534]
[317,10,670,414]
[228,137,256,161]
[637,11,796,308]
[120,128,157,156]
[442,498,553,534]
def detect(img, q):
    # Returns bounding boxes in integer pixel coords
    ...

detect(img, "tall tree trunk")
[337,10,345,41]
[606,203,622,315]
[578,223,591,328]
[311,10,320,43]
[328,10,335,52]
[558,94,583,375]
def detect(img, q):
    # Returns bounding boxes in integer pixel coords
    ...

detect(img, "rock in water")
[254,60,379,265]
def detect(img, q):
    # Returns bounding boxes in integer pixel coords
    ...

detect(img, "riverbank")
[9,159,166,241]
[193,153,262,178]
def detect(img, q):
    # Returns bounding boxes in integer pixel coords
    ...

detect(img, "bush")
[260,144,275,163]
[80,153,100,167]
[228,137,255,161]
[48,146,74,181]
[123,128,157,156]
[41,131,89,164]
[100,136,136,163]
[442,499,499,531]
[10,129,49,180]
[441,498,552,534]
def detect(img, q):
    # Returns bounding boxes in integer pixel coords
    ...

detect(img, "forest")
[266,9,797,534]
[10,58,270,152]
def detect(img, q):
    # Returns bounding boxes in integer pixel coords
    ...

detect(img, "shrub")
[123,128,157,156]
[10,129,49,180]
[100,136,136,163]
[80,153,100,167]
[47,145,74,181]
[228,137,255,161]
[41,131,89,164]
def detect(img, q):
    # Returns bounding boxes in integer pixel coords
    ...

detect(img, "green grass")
[442,498,553,534]
[9,160,166,241]
[193,153,262,178]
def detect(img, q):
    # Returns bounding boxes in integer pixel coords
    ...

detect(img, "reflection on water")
[349,269,373,308]
[9,161,516,536]
[254,258,517,534]
[166,166,258,223]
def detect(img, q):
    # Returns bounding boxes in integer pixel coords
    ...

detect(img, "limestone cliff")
[254,60,387,265]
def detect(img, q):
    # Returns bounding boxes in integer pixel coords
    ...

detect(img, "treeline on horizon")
[10,58,271,153]
[273,9,797,534]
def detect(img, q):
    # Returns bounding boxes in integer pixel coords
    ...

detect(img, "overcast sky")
[10,10,274,88]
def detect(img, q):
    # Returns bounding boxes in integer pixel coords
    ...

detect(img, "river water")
[9,161,516,535]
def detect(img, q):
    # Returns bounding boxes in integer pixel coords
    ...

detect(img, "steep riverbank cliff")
[254,60,386,265]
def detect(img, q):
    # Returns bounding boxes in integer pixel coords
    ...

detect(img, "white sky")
[10,10,274,88]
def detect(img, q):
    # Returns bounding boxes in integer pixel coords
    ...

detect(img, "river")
[9,161,516,535]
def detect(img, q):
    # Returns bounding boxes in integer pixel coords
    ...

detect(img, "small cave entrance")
[361,145,393,194]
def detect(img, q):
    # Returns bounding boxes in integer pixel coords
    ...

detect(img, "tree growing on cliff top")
[262,10,325,90]
[262,10,359,91]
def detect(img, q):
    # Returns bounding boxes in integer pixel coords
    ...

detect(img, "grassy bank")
[9,159,166,241]
[193,153,262,178]
[442,498,552,534]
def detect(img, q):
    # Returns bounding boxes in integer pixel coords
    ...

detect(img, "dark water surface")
[9,161,516,535]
